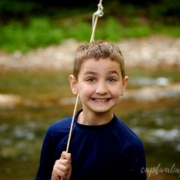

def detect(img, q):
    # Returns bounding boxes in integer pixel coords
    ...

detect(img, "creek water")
[0,69,179,180]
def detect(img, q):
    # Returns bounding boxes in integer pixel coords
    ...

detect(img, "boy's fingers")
[60,151,71,161]
[60,151,66,159]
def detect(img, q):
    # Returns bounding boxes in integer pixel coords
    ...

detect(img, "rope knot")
[96,3,104,17]
[91,2,104,42]
[93,3,104,23]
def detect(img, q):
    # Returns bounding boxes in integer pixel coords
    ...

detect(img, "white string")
[90,2,104,42]
[92,3,104,27]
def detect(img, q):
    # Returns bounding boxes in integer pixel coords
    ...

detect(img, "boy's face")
[69,58,128,115]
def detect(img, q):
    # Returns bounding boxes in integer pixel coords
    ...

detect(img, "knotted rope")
[90,0,104,42]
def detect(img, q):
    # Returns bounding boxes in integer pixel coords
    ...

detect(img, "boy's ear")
[121,76,129,96]
[69,75,78,95]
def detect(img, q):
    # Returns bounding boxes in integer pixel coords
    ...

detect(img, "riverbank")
[0,35,180,107]
[0,35,179,71]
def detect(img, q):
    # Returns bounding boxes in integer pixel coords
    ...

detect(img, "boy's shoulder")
[47,116,72,134]
[114,115,143,145]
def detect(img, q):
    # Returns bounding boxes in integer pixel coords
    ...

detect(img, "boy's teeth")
[95,99,107,102]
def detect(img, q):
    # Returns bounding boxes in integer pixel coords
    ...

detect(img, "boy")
[35,40,146,180]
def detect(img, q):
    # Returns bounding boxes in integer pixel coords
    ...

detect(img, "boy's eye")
[87,77,96,82]
[108,77,117,82]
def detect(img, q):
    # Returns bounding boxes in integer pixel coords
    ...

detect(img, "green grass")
[0,14,179,53]
[0,18,64,52]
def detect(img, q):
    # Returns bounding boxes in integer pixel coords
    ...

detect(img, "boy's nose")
[95,82,108,95]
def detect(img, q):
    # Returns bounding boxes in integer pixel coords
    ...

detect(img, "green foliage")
[0,2,179,53]
[0,18,64,52]
[0,16,179,53]
[147,0,180,18]
[62,22,91,41]
[95,17,122,41]
[0,0,40,16]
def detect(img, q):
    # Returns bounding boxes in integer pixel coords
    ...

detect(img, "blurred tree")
[0,0,179,19]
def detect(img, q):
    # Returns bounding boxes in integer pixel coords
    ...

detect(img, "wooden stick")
[61,1,103,179]
[65,94,79,152]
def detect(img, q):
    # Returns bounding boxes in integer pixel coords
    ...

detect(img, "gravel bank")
[0,36,179,71]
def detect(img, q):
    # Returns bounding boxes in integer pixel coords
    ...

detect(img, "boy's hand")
[51,151,72,180]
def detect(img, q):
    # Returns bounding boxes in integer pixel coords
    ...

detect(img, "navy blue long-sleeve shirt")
[35,110,146,180]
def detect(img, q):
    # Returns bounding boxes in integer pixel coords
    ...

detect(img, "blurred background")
[0,0,180,179]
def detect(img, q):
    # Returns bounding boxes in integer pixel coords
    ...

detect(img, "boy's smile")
[91,98,110,102]
[69,58,128,124]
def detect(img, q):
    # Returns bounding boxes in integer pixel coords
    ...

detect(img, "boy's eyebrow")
[84,71,97,75]
[108,70,120,75]
[84,70,120,76]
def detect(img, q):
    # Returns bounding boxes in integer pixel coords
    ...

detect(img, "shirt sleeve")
[35,128,55,180]
[123,140,147,180]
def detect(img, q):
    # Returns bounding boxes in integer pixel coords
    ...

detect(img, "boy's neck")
[77,110,113,125]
